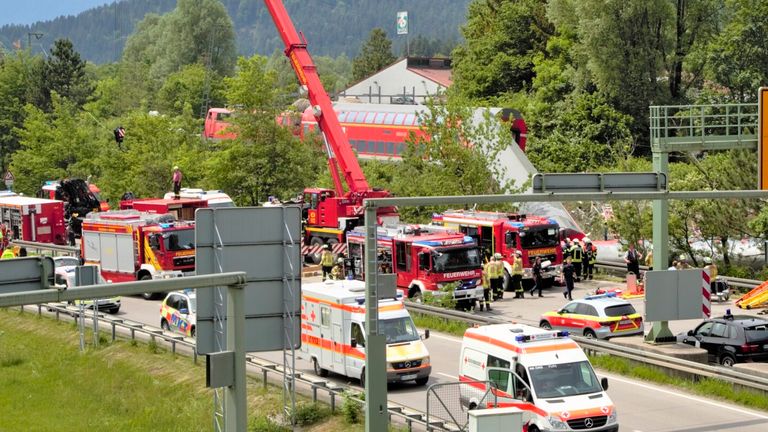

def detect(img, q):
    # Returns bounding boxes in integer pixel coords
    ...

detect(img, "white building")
[339,57,452,105]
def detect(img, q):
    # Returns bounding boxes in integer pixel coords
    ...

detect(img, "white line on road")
[428,332,462,343]
[603,372,768,420]
[438,372,458,379]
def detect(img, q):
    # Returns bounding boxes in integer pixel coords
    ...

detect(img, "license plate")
[620,320,631,325]
[401,374,417,381]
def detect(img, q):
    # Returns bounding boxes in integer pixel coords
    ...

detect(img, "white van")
[459,324,618,432]
[302,279,431,386]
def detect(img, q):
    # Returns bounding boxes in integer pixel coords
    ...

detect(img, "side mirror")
[423,329,430,340]
[350,338,357,348]
[600,377,609,391]
[179,308,189,315]
[557,310,565,315]
[687,330,694,336]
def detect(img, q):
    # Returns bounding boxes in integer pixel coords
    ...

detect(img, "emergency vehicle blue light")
[355,297,365,305]
[463,236,474,243]
[515,335,526,342]
[547,218,557,225]
[159,223,174,228]
[506,221,525,228]
[584,292,617,300]
[557,331,569,337]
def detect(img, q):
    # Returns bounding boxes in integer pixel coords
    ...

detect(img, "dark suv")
[677,314,768,366]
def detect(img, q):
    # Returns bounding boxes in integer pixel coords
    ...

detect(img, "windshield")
[380,316,420,344]
[163,229,195,251]
[519,226,559,249]
[529,361,603,399]
[433,247,481,272]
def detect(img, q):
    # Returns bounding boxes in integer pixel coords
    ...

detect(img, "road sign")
[195,206,302,354]
[0,256,55,295]
[396,11,408,35]
[532,172,667,194]
[3,171,13,189]
[759,87,768,189]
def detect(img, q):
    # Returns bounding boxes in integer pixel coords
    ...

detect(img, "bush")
[249,415,290,432]
[341,391,363,424]
[421,282,458,309]
[293,402,331,426]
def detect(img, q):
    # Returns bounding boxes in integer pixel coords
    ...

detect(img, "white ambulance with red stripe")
[459,324,618,432]
[301,279,431,386]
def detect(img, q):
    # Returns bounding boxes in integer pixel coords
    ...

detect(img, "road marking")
[428,332,463,343]
[438,372,458,379]
[603,372,768,420]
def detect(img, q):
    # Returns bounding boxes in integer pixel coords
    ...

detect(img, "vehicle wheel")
[309,237,324,265]
[161,319,170,331]
[106,306,120,314]
[140,274,155,300]
[313,358,328,377]
[503,270,511,291]
[415,377,429,386]
[190,326,196,337]
[720,353,736,367]
[468,402,477,411]
[360,368,366,388]
[723,292,730,301]
[540,321,552,330]
[584,328,597,339]
[409,288,423,303]
[527,426,540,432]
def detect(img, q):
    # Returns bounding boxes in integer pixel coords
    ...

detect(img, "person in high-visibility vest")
[511,250,524,299]
[480,258,494,311]
[320,244,335,281]
[583,238,597,280]
[571,238,583,282]
[1,248,15,259]
[489,253,505,301]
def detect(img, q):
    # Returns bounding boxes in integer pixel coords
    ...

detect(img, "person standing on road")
[563,238,572,260]
[644,247,654,271]
[562,257,575,300]
[320,244,334,281]
[490,253,505,301]
[703,257,718,291]
[1,247,15,259]
[624,243,642,278]
[583,238,596,280]
[529,256,543,297]
[480,258,494,311]
[571,239,583,282]
[511,251,524,298]
[172,166,183,199]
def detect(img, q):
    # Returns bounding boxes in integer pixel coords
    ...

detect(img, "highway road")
[111,277,768,431]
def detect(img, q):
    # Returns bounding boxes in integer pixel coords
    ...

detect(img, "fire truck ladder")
[281,206,298,424]
[212,222,227,432]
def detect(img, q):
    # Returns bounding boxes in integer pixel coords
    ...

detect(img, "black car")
[677,314,768,366]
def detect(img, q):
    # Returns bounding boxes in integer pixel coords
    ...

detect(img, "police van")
[459,324,618,432]
[302,279,431,386]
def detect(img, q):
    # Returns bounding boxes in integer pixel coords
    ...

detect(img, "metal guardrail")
[20,302,446,432]
[405,302,768,395]
[11,240,80,256]
[595,259,762,290]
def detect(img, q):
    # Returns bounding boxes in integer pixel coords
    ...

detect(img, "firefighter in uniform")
[583,238,596,280]
[511,250,524,298]
[331,257,345,280]
[480,258,494,311]
[563,238,572,260]
[571,238,583,282]
[489,253,504,301]
[1,247,15,259]
[320,244,334,281]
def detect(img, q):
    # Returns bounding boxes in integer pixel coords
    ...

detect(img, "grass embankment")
[411,312,470,337]
[0,308,364,432]
[589,354,768,411]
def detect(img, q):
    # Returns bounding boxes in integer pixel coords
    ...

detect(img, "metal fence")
[426,381,497,432]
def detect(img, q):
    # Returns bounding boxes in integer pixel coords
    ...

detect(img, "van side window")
[487,355,512,394]
[320,307,330,327]
[351,323,365,348]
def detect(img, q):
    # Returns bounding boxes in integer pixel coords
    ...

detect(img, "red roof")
[407,67,453,87]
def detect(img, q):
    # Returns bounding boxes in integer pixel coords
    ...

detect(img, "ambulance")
[459,324,618,432]
[301,279,431,386]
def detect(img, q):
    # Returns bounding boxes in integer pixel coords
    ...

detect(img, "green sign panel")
[396,11,408,35]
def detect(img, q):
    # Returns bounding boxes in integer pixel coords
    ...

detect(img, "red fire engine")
[0,195,67,245]
[263,0,398,263]
[433,210,563,287]
[81,211,195,296]
[119,197,208,221]
[346,224,484,308]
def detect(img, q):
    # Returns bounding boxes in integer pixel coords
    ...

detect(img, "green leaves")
[352,28,396,81]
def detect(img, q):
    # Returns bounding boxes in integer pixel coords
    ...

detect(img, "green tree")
[0,51,44,171]
[352,28,396,81]
[452,0,552,101]
[205,55,324,205]
[157,64,226,117]
[41,39,93,110]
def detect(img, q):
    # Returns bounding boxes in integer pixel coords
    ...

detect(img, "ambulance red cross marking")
[481,362,485,369]
[311,311,316,321]
[600,406,609,414]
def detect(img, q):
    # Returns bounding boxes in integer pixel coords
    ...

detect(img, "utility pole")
[27,32,44,53]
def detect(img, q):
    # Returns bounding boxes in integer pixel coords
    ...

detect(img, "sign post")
[759,87,768,189]
[3,171,14,191]
[396,11,409,55]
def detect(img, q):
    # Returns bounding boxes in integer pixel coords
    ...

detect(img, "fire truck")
[0,196,67,245]
[433,210,563,288]
[263,0,398,264]
[81,211,195,298]
[119,197,208,221]
[346,224,484,308]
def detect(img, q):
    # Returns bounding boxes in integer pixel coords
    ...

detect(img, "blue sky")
[0,0,111,27]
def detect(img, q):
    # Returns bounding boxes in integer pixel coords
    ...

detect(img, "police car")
[160,290,196,337]
[539,293,643,339]
[54,265,121,314]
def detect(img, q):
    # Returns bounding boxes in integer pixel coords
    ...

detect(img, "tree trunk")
[720,235,731,268]
[670,0,686,99]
